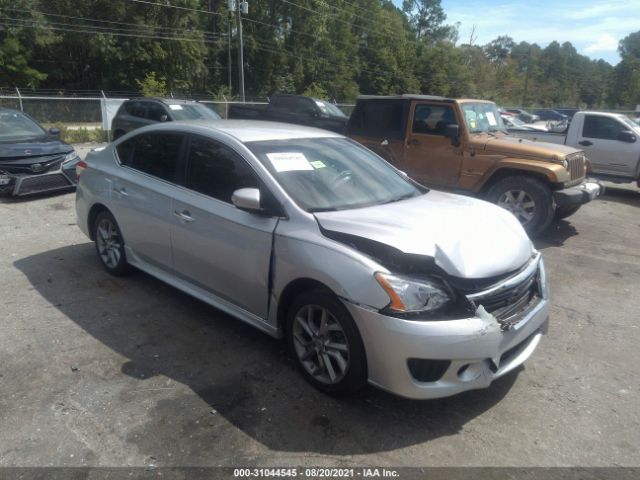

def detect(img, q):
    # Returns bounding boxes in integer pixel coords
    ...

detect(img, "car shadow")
[14,243,520,456]
[534,219,579,249]
[599,185,640,208]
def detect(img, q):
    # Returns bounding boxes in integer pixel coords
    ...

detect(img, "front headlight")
[374,272,452,314]
[63,150,79,164]
[562,159,569,170]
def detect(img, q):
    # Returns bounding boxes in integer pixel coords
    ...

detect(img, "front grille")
[566,152,586,181]
[0,154,65,175]
[15,173,73,195]
[465,255,541,328]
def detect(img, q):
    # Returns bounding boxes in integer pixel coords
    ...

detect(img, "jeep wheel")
[486,176,554,236]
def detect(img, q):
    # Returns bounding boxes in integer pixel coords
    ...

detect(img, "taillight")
[76,160,87,178]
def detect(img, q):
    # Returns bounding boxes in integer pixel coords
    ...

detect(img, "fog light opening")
[457,362,483,382]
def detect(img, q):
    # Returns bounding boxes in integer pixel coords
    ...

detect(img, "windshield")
[621,116,640,133]
[247,137,424,212]
[0,110,47,141]
[167,103,221,121]
[462,103,507,133]
[504,115,526,127]
[314,99,347,118]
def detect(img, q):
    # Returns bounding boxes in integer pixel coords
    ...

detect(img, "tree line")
[1,0,639,108]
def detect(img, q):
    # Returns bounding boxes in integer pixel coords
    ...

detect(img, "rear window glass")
[348,100,407,139]
[116,133,184,182]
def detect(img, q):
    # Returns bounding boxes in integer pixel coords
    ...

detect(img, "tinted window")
[583,116,626,140]
[412,104,457,135]
[186,136,259,203]
[273,96,313,114]
[349,100,406,139]
[146,103,168,121]
[116,133,183,181]
[124,101,146,118]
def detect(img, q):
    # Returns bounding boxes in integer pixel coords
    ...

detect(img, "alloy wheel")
[498,189,536,225]
[96,218,122,269]
[292,304,350,385]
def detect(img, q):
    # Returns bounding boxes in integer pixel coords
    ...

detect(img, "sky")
[401,0,640,65]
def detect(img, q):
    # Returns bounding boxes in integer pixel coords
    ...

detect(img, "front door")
[404,103,463,187]
[170,135,278,319]
[578,114,639,178]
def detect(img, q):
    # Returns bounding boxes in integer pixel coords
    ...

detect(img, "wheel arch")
[87,203,112,241]
[478,167,556,196]
[276,277,336,333]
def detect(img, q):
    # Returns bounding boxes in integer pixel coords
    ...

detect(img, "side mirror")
[159,114,169,122]
[232,188,262,212]
[444,124,459,139]
[49,127,60,136]
[618,130,636,143]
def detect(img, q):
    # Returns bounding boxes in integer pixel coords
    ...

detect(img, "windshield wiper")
[308,207,340,213]
[382,192,418,204]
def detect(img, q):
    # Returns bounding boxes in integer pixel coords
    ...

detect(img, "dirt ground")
[1,172,639,468]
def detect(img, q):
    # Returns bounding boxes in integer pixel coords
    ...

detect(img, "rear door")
[403,102,462,187]
[170,135,279,319]
[112,132,186,271]
[577,114,638,177]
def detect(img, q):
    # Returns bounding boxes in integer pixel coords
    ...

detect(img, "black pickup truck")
[228,94,348,133]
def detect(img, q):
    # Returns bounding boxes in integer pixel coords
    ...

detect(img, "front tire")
[286,289,367,396]
[485,176,554,236]
[93,211,131,276]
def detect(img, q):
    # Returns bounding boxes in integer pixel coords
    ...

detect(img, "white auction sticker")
[486,111,497,126]
[169,104,183,110]
[266,152,313,172]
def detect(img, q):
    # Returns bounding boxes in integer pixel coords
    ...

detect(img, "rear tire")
[93,211,132,276]
[554,205,581,220]
[485,176,554,237]
[286,289,367,396]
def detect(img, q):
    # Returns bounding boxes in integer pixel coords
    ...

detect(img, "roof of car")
[357,94,451,102]
[160,120,342,142]
[126,97,201,105]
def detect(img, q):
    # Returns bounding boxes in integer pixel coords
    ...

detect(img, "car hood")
[0,138,72,160]
[314,190,533,279]
[479,134,578,158]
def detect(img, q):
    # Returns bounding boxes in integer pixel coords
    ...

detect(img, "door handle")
[173,210,195,223]
[578,140,593,146]
[407,138,421,146]
[112,187,129,196]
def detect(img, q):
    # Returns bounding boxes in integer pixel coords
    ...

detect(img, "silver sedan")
[75,120,550,399]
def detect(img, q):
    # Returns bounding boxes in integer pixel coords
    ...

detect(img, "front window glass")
[166,104,221,120]
[583,116,626,140]
[412,104,457,135]
[247,137,424,212]
[186,136,258,203]
[461,102,507,133]
[0,110,46,141]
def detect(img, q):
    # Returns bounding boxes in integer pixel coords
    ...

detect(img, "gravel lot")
[1,170,639,468]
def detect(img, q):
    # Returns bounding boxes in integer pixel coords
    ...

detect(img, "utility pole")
[229,0,247,102]
[521,46,532,107]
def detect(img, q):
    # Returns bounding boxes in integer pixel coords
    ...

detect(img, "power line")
[0,17,225,44]
[0,6,228,39]
[126,0,223,17]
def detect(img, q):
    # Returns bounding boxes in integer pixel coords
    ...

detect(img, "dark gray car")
[111,98,221,140]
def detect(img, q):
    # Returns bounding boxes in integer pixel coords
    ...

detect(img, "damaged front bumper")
[0,163,77,197]
[553,179,604,208]
[344,257,550,400]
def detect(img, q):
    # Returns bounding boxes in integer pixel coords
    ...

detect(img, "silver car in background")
[75,120,550,399]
